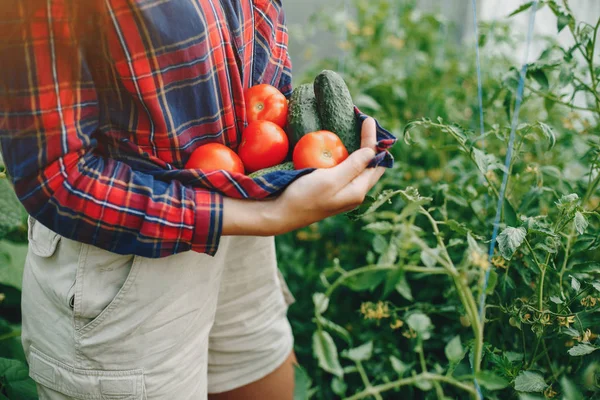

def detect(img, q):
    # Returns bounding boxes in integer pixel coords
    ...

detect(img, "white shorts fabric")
[21,216,295,400]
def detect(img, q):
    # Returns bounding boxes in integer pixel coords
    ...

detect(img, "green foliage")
[281,0,600,399]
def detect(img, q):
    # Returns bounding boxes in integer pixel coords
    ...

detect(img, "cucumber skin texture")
[314,70,360,153]
[248,162,295,178]
[287,84,322,147]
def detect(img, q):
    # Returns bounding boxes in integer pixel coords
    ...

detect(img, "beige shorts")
[21,216,295,400]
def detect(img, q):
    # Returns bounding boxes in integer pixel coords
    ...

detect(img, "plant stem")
[344,372,478,400]
[325,264,448,297]
[559,225,576,299]
[0,330,21,341]
[355,361,383,400]
[419,206,483,373]
[526,84,597,112]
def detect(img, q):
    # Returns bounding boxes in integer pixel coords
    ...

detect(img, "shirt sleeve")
[253,0,293,96]
[0,1,222,258]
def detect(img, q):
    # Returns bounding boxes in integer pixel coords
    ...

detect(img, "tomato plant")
[293,130,349,170]
[185,142,245,174]
[245,83,289,128]
[238,120,289,173]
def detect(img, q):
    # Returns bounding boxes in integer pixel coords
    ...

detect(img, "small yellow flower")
[471,251,490,270]
[544,385,558,398]
[581,329,592,343]
[492,256,507,269]
[0,293,5,303]
[387,37,405,50]
[362,26,375,36]
[523,313,531,321]
[402,328,417,339]
[338,41,352,51]
[525,165,539,173]
[427,168,443,183]
[485,170,496,183]
[403,172,413,180]
[345,20,360,35]
[360,301,391,320]
[390,319,404,330]
[581,296,597,308]
[565,340,575,347]
[558,315,576,328]
[561,117,574,130]
[540,313,552,325]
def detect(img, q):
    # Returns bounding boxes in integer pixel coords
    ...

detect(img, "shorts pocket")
[28,216,61,258]
[73,243,142,334]
[29,346,146,400]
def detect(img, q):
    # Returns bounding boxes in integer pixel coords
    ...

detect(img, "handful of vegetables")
[185,70,367,178]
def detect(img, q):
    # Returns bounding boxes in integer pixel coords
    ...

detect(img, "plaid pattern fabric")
[0,0,396,258]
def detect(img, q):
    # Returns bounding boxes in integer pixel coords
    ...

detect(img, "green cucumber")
[287,83,322,147]
[313,70,360,153]
[248,162,295,178]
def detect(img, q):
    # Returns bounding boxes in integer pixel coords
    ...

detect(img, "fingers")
[360,117,377,151]
[327,117,378,187]
[330,147,376,186]
[332,166,385,210]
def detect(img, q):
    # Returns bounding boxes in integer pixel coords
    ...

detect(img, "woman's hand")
[222,118,385,236]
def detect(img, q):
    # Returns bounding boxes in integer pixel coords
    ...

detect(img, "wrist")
[222,197,284,237]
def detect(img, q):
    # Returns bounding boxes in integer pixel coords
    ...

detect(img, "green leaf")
[293,364,312,400]
[486,269,498,295]
[331,377,347,397]
[363,221,394,235]
[0,179,26,241]
[406,312,432,339]
[560,376,584,400]
[570,275,581,292]
[344,270,387,292]
[476,371,510,391]
[504,198,519,227]
[0,358,38,400]
[556,13,570,32]
[556,194,580,214]
[568,344,597,357]
[574,212,588,235]
[354,94,381,112]
[343,341,373,362]
[497,227,527,260]
[390,356,411,376]
[549,296,563,304]
[514,371,547,392]
[444,335,464,363]
[395,273,413,301]
[0,241,28,290]
[534,122,556,150]
[420,246,440,268]
[317,316,352,345]
[312,330,343,377]
[347,189,404,220]
[592,281,600,293]
[508,2,534,17]
[313,293,329,314]
[529,69,549,90]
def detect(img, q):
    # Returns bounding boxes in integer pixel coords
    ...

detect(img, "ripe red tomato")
[238,120,289,173]
[245,84,288,128]
[293,130,349,170]
[185,143,245,175]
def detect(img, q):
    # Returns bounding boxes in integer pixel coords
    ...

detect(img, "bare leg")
[208,351,297,400]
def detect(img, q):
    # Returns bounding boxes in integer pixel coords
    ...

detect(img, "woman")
[0,1,385,398]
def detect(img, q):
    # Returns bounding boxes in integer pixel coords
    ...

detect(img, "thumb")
[331,147,376,186]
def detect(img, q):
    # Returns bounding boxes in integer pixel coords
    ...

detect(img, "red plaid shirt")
[0,0,292,257]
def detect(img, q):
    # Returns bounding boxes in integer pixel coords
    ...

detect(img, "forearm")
[222,197,282,237]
